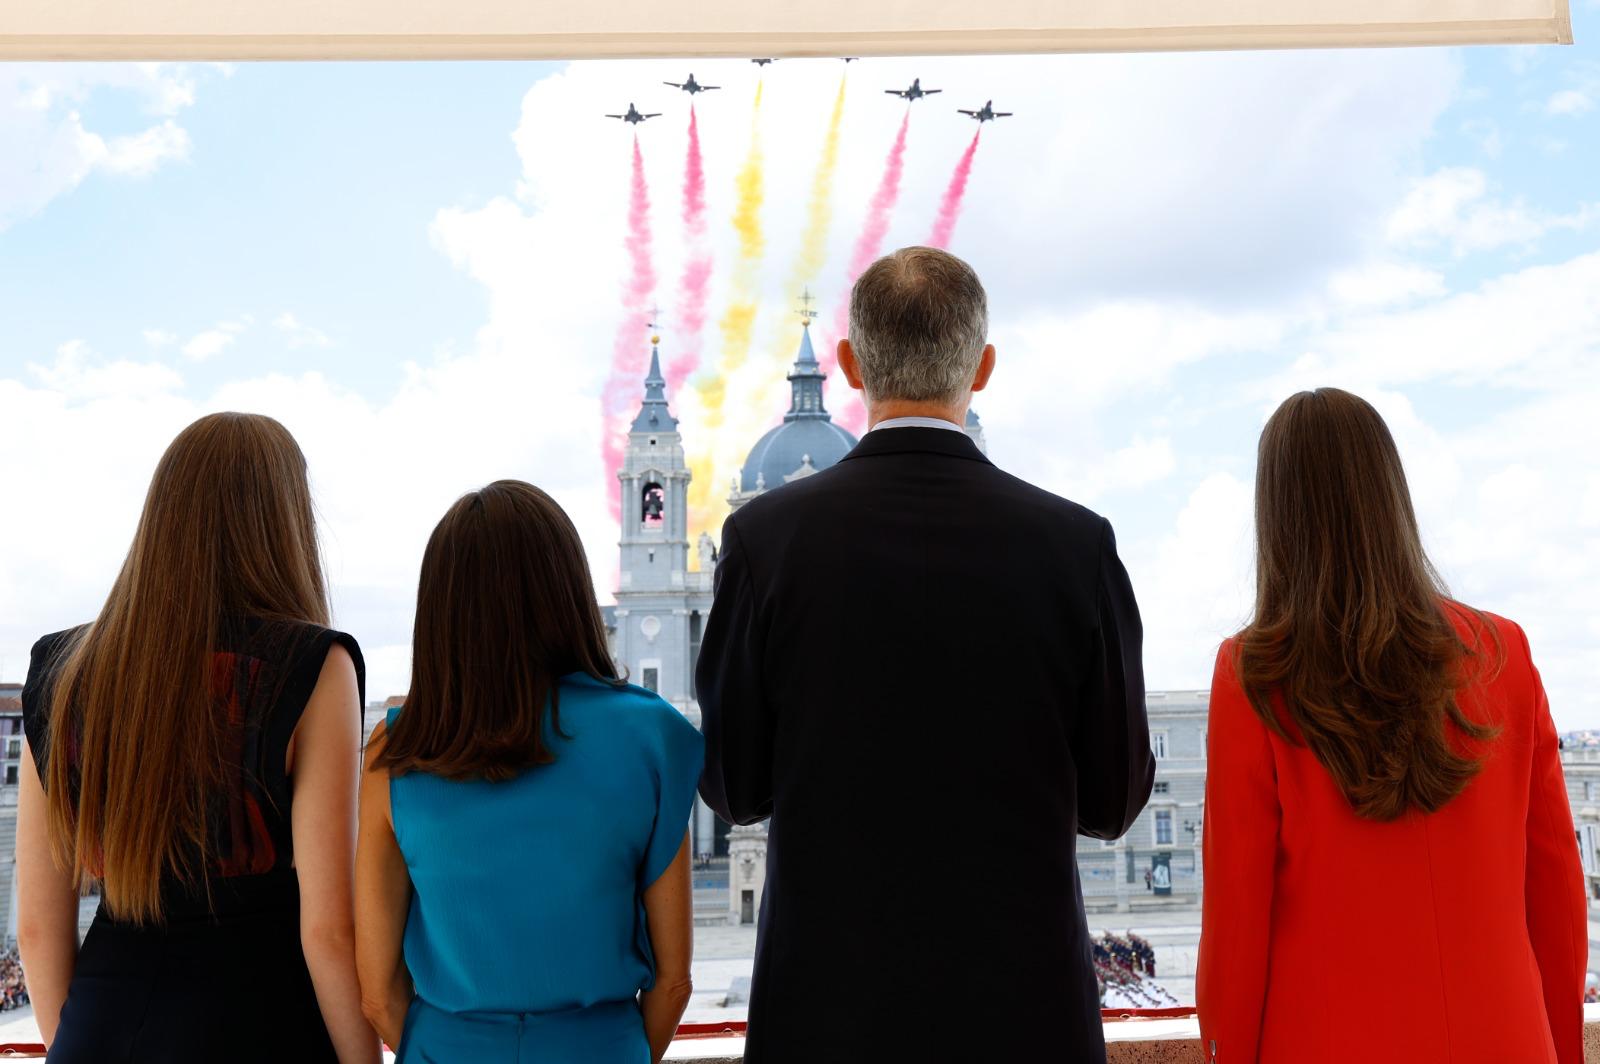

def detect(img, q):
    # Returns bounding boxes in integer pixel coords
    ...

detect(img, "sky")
[1,27,1598,725]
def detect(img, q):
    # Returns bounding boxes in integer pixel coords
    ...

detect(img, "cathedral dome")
[740,418,858,491]
[738,323,858,493]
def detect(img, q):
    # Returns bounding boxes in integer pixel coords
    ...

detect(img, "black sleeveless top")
[21,617,365,1063]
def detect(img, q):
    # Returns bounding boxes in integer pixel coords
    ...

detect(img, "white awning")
[0,0,1574,61]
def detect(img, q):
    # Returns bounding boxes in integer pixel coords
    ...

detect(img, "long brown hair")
[1235,388,1500,821]
[375,480,617,782]
[47,412,329,923]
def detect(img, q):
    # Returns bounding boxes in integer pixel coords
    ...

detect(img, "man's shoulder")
[728,453,1108,546]
[723,459,857,529]
[983,465,1107,527]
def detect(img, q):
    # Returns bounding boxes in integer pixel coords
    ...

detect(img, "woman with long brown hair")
[15,412,378,1063]
[354,480,701,1063]
[1196,389,1586,1062]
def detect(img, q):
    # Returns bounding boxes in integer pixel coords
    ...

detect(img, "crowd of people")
[0,948,28,1012]
[1095,932,1157,978]
[1092,933,1175,1008]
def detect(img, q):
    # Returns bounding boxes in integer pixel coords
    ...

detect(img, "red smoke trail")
[666,105,711,392]
[927,129,982,250]
[602,134,657,520]
[828,110,911,434]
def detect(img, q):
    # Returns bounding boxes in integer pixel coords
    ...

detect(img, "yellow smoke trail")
[743,74,850,436]
[789,76,848,319]
[689,81,766,540]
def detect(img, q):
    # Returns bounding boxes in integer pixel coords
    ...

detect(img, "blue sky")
[1,27,1598,722]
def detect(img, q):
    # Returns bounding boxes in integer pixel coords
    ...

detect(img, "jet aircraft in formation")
[609,69,1016,129]
[886,77,941,101]
[664,73,720,94]
[957,100,1012,122]
[605,103,661,125]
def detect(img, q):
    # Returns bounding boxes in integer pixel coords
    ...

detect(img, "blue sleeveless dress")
[387,673,704,1063]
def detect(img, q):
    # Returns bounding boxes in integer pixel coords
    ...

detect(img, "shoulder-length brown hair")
[374,480,617,782]
[1235,388,1500,821]
[48,412,329,924]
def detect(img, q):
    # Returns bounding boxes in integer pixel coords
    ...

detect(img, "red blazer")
[1197,607,1587,1063]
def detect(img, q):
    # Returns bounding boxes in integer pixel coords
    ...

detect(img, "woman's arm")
[640,833,694,1064]
[355,719,415,1050]
[1195,644,1281,1064]
[290,644,381,1064]
[14,743,80,1046]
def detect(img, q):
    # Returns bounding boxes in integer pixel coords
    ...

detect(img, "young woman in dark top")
[15,412,378,1063]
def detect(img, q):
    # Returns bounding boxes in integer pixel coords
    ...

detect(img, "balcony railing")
[4,1004,1599,1060]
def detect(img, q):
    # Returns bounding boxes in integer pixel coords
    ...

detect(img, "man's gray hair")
[847,246,989,405]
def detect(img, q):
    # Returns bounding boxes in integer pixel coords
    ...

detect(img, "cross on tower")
[647,306,662,334]
[796,288,817,326]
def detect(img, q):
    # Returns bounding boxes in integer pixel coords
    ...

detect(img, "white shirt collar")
[870,415,964,433]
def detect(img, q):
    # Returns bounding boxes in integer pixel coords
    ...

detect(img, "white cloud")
[274,312,333,349]
[1546,89,1594,116]
[0,65,201,231]
[142,329,177,349]
[1386,167,1599,256]
[25,340,184,401]
[1285,250,1600,391]
[181,317,252,361]
[88,118,191,178]
[1325,261,1447,309]
[1050,436,1178,506]
[1127,473,1256,692]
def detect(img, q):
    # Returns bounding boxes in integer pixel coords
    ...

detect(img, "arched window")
[641,482,666,526]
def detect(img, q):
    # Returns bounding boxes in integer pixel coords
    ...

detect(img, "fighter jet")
[957,100,1012,123]
[886,78,941,101]
[605,103,662,125]
[751,58,775,66]
[841,57,859,63]
[664,73,720,94]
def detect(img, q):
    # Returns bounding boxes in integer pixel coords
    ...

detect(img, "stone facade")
[1082,692,1209,912]
[1560,744,1600,901]
[726,825,768,926]
[1,690,22,942]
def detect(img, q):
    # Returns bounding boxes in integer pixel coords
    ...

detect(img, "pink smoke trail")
[602,134,657,520]
[927,129,982,250]
[827,110,911,434]
[666,105,712,392]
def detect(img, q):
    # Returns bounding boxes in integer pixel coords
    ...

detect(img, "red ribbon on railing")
[1101,1006,1199,1021]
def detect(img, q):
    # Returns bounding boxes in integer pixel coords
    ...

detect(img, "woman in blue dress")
[354,480,704,1063]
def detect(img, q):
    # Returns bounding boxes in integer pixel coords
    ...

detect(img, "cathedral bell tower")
[618,334,691,589]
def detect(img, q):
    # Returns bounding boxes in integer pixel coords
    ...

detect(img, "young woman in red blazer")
[1196,388,1586,1063]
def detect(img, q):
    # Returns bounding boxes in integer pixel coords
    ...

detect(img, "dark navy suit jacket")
[697,425,1154,1063]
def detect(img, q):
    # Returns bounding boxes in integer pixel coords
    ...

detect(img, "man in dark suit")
[697,246,1153,1063]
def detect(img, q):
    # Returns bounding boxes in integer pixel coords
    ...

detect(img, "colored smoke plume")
[666,105,712,392]
[601,135,657,521]
[927,128,981,250]
[758,75,849,422]
[689,81,766,537]
[828,110,911,434]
